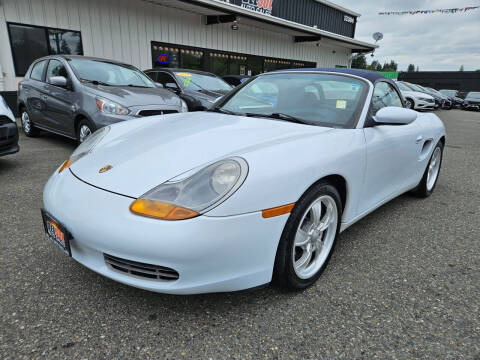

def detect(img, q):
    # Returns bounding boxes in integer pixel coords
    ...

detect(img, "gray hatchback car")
[17,55,187,142]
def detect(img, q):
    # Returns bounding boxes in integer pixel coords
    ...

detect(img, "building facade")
[0,0,376,110]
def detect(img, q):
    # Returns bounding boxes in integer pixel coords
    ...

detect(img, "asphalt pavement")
[0,110,479,359]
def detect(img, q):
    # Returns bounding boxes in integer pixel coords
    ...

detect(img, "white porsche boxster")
[42,69,446,294]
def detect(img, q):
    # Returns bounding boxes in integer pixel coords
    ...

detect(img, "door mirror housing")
[373,106,417,125]
[154,82,164,88]
[48,76,68,88]
[165,82,179,92]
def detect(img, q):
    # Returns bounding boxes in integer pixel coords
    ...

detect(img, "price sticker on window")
[336,100,347,109]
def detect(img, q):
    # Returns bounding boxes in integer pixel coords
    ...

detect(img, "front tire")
[273,182,342,290]
[405,98,414,110]
[413,141,444,198]
[20,108,40,137]
[77,119,96,144]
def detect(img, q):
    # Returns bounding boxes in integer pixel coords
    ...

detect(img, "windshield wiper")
[125,84,150,88]
[208,107,237,115]
[81,79,111,86]
[244,112,311,125]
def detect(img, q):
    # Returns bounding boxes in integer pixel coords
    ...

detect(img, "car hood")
[400,90,434,99]
[70,112,331,197]
[83,84,181,107]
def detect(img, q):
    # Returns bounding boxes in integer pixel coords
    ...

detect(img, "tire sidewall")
[406,98,414,110]
[274,182,342,290]
[418,141,444,197]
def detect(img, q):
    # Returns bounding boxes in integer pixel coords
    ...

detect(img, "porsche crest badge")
[99,165,113,173]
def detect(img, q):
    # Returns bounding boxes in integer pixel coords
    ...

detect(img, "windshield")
[218,73,367,128]
[396,82,412,92]
[404,83,425,92]
[466,92,480,99]
[427,88,443,96]
[440,90,457,97]
[175,72,232,92]
[69,58,155,87]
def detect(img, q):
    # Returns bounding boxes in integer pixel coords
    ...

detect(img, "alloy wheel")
[21,111,31,133]
[79,124,92,143]
[293,195,338,279]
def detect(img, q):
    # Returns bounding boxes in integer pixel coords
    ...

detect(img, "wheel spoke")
[318,201,333,231]
[295,228,309,247]
[295,247,312,270]
[310,201,322,227]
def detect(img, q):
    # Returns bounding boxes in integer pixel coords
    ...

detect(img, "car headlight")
[96,97,130,115]
[58,126,110,173]
[180,99,188,113]
[130,157,248,220]
[418,97,430,102]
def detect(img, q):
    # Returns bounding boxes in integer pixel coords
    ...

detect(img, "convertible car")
[42,69,446,294]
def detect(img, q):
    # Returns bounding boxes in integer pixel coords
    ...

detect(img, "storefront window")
[210,53,229,76]
[229,55,247,75]
[7,23,83,76]
[180,49,203,70]
[152,45,179,68]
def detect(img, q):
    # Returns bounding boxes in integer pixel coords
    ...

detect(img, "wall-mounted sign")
[241,0,273,15]
[343,15,355,23]
[156,54,172,64]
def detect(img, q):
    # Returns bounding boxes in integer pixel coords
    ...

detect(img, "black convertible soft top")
[273,68,385,84]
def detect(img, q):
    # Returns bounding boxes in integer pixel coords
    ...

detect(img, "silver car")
[17,55,187,142]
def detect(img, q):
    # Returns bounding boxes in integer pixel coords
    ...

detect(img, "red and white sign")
[241,0,273,15]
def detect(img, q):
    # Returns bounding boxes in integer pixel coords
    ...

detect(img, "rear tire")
[76,118,96,144]
[412,141,444,198]
[273,182,342,291]
[20,108,40,137]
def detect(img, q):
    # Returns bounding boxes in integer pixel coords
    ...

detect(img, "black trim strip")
[69,168,136,200]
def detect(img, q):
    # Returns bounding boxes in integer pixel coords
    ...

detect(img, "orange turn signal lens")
[130,199,199,220]
[262,203,295,218]
[58,159,72,173]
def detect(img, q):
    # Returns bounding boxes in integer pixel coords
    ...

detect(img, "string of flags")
[378,6,479,15]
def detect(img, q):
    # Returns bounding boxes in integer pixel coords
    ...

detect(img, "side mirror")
[165,82,179,92]
[48,76,68,88]
[154,82,164,88]
[374,106,417,125]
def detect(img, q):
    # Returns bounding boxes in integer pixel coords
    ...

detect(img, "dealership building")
[0,0,376,110]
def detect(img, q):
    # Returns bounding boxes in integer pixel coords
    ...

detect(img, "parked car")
[439,89,464,108]
[463,92,480,111]
[424,87,452,109]
[42,68,445,294]
[17,55,187,143]
[222,75,250,87]
[414,84,447,109]
[395,81,435,110]
[0,95,19,157]
[144,68,233,111]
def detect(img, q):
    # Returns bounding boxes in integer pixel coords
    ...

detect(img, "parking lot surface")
[1,110,479,359]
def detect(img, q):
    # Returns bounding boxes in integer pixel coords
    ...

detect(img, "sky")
[334,0,480,71]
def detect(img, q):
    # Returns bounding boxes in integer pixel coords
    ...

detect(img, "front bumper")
[42,169,288,294]
[463,102,480,110]
[0,122,19,157]
[414,99,435,111]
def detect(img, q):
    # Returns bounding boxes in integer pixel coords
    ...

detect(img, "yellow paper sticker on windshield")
[336,100,347,109]
[175,72,191,77]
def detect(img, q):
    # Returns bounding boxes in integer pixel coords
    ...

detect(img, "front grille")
[104,253,179,281]
[0,116,13,126]
[138,110,178,117]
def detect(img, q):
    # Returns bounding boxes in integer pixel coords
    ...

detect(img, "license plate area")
[41,210,72,256]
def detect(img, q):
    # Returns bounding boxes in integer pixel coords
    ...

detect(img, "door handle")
[415,135,423,144]
[42,95,47,101]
